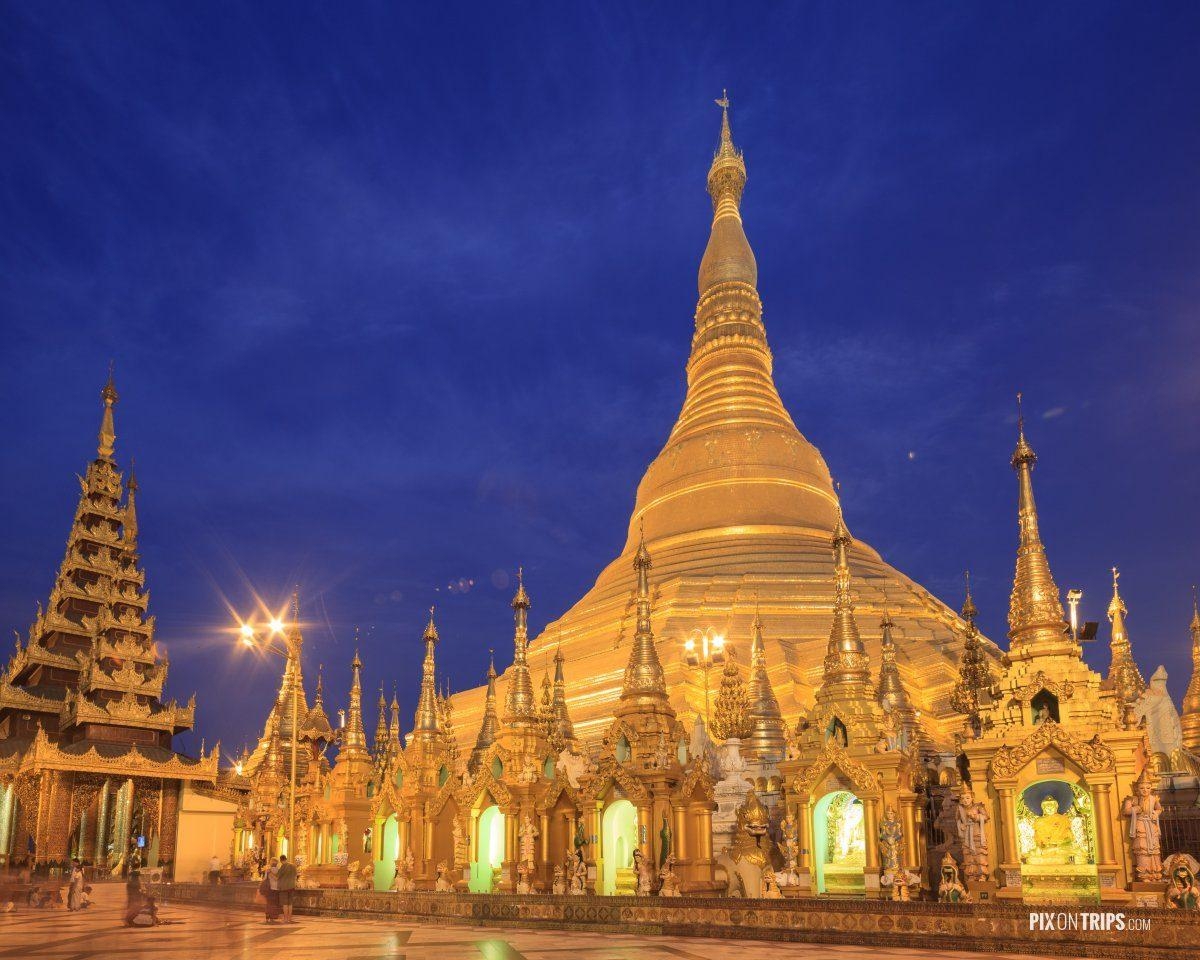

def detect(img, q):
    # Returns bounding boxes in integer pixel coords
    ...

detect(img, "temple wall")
[173,784,237,883]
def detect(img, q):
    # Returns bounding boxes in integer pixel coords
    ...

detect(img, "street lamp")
[236,614,298,857]
[683,627,726,725]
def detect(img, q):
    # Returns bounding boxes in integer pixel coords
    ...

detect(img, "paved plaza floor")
[1,882,1054,960]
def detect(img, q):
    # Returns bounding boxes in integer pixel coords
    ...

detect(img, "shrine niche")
[1016,779,1099,903]
[813,789,865,895]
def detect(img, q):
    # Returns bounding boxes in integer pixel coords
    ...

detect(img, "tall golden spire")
[1105,566,1146,706]
[413,607,442,738]
[551,643,576,745]
[340,646,369,758]
[374,683,389,757]
[503,568,538,723]
[468,652,500,773]
[698,91,755,297]
[618,523,671,709]
[819,505,871,695]
[388,684,401,742]
[97,365,118,460]
[1007,394,1071,660]
[875,612,915,719]
[745,603,786,761]
[1182,587,1200,753]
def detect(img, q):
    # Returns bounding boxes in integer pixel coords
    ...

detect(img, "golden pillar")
[422,816,434,865]
[637,804,651,858]
[899,796,920,870]
[672,804,688,862]
[1092,782,1117,866]
[995,786,1019,866]
[539,812,550,865]
[797,799,812,873]
[863,797,880,873]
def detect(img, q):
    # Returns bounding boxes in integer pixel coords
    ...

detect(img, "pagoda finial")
[413,607,442,737]
[1006,397,1068,660]
[617,525,672,718]
[469,653,501,773]
[1105,564,1145,706]
[961,570,977,623]
[699,90,754,296]
[821,499,870,693]
[746,600,786,761]
[341,643,369,758]
[503,566,537,724]
[97,365,119,459]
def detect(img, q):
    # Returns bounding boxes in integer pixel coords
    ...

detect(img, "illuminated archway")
[813,790,865,895]
[1017,778,1098,902]
[373,813,400,891]
[601,799,637,895]
[470,805,505,892]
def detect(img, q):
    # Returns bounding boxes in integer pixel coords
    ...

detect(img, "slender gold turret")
[412,607,442,742]
[1104,566,1146,707]
[374,684,389,757]
[339,647,370,759]
[98,366,118,460]
[388,685,401,743]
[745,604,786,761]
[551,644,576,746]
[1181,588,1200,753]
[819,507,872,697]
[876,612,916,733]
[618,525,671,709]
[503,568,538,725]
[1007,395,1072,661]
[468,653,500,773]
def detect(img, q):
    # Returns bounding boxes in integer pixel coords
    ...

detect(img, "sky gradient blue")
[2,2,1198,756]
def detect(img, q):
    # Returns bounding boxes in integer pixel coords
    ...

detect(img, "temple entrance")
[601,799,637,895]
[813,790,865,895]
[374,814,400,891]
[1017,779,1099,903]
[470,805,504,893]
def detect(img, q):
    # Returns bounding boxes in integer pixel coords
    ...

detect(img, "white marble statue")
[392,847,415,892]
[434,860,454,892]
[556,748,591,789]
[1123,769,1164,883]
[658,854,682,897]
[519,814,538,868]
[1132,666,1198,773]
[955,789,990,882]
[632,848,655,895]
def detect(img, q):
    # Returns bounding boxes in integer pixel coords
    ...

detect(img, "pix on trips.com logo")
[1028,911,1151,933]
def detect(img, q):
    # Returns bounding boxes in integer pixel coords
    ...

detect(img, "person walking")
[66,859,84,911]
[259,857,281,923]
[275,855,297,924]
[208,854,221,885]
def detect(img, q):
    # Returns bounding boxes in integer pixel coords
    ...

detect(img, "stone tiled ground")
[0,882,1060,960]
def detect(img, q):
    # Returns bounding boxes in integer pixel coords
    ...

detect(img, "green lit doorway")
[470,805,505,892]
[813,790,865,895]
[601,799,637,895]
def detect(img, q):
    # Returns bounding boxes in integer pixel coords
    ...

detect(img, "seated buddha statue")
[1030,796,1078,865]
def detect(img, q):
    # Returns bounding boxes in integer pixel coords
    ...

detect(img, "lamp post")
[683,628,726,725]
[237,615,299,857]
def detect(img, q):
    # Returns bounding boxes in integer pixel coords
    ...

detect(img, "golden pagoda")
[0,376,216,871]
[451,95,992,755]
[1182,590,1200,754]
[958,407,1146,904]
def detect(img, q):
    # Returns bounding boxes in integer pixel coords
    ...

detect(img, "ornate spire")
[698,91,755,297]
[819,505,871,694]
[950,572,994,738]
[551,643,576,745]
[123,459,139,545]
[469,652,500,773]
[1182,587,1200,753]
[98,365,118,459]
[1105,566,1146,706]
[302,662,333,742]
[413,607,442,737]
[1007,395,1070,660]
[710,647,752,741]
[374,683,389,757]
[340,646,369,758]
[389,684,401,742]
[503,568,538,723]
[618,523,671,710]
[876,611,915,717]
[745,603,785,761]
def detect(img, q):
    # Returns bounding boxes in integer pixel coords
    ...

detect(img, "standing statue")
[1122,769,1164,882]
[573,817,587,853]
[452,818,468,869]
[1165,854,1200,910]
[434,860,454,892]
[780,811,800,876]
[658,812,672,867]
[519,814,538,868]
[632,848,655,895]
[654,730,673,770]
[1133,667,1200,775]
[658,854,682,897]
[551,864,566,895]
[955,788,990,881]
[568,847,588,894]
[937,853,971,903]
[362,826,373,855]
[878,805,903,878]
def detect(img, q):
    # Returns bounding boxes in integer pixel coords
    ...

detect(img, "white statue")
[1122,769,1164,882]
[632,848,655,895]
[551,864,566,895]
[568,847,587,894]
[519,814,538,868]
[392,847,415,892]
[657,854,681,897]
[346,859,370,890]
[955,788,990,882]
[780,811,799,876]
[434,860,454,892]
[1133,667,1194,772]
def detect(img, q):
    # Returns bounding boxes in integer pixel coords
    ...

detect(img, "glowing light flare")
[269,618,285,634]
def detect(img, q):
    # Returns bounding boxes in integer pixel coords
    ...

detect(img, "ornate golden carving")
[988,721,1116,780]
[1011,671,1076,704]
[790,740,881,798]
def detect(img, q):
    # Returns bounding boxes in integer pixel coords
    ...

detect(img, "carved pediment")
[988,720,1115,780]
[1011,671,1076,704]
[790,740,881,799]
[587,755,650,803]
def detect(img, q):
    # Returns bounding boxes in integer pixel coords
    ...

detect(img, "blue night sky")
[2,3,1198,757]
